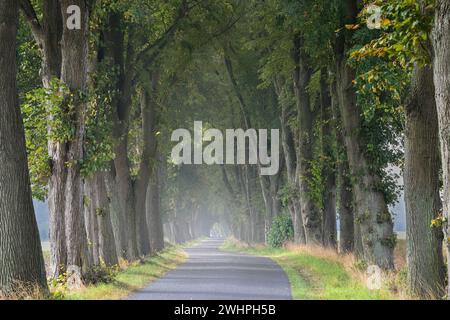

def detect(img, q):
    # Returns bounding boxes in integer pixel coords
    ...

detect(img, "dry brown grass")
[0,281,48,300]
[285,243,367,283]
[283,241,412,299]
[394,239,407,270]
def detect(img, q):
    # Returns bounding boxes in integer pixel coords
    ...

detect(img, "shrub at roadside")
[267,214,294,248]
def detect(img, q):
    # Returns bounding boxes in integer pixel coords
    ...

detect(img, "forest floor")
[222,238,408,300]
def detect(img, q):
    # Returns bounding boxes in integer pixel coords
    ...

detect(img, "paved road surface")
[129,238,292,300]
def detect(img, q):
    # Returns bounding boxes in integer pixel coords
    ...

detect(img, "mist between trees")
[0,0,450,300]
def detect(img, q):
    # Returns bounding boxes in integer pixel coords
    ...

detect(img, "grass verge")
[63,243,189,300]
[222,239,399,300]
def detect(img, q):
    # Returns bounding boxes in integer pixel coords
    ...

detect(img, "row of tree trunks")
[320,72,337,249]
[102,11,129,260]
[94,173,119,266]
[277,81,306,245]
[84,173,119,267]
[104,12,165,261]
[113,133,139,261]
[292,35,322,245]
[17,2,166,285]
[135,79,158,257]
[220,163,265,243]
[330,81,355,253]
[20,0,94,283]
[223,51,273,243]
[106,12,139,260]
[0,0,48,294]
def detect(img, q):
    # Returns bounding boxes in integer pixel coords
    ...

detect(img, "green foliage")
[353,259,368,272]
[83,264,120,285]
[430,211,446,228]
[267,214,294,248]
[347,1,427,205]
[278,183,299,207]
[21,69,116,197]
[48,269,70,300]
[17,17,42,95]
[306,103,331,211]
[354,0,434,67]
[20,79,71,199]
[81,63,118,176]
[380,234,398,249]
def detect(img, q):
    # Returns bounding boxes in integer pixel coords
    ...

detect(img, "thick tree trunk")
[113,141,138,260]
[0,0,48,294]
[334,0,394,269]
[320,72,337,249]
[38,0,62,86]
[293,35,322,245]
[336,58,394,268]
[147,157,164,253]
[21,0,66,278]
[93,172,119,266]
[105,169,127,259]
[48,147,68,277]
[337,155,355,253]
[278,83,306,244]
[100,12,129,260]
[135,74,159,256]
[84,178,99,266]
[433,0,450,299]
[330,80,355,253]
[101,10,139,261]
[44,4,67,271]
[60,0,92,283]
[405,65,445,298]
[134,89,154,256]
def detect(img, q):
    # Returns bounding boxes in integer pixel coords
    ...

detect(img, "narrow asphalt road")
[129,238,292,300]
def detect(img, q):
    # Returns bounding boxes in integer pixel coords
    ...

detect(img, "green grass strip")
[222,240,394,300]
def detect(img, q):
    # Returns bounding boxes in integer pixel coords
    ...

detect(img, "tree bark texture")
[433,0,450,298]
[93,172,119,266]
[335,0,394,269]
[0,0,48,294]
[60,0,92,282]
[330,80,355,253]
[293,35,322,245]
[405,65,445,298]
[320,72,337,249]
